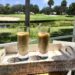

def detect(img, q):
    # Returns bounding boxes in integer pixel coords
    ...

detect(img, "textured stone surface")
[0,42,75,75]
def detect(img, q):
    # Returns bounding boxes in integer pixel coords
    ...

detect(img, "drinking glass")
[17,26,29,59]
[38,26,50,57]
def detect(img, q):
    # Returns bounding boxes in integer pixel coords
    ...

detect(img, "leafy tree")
[0,4,39,14]
[11,4,24,14]
[53,6,62,15]
[68,3,75,15]
[40,7,51,15]
[30,4,39,14]
[0,4,24,14]
[48,0,54,14]
[3,4,11,14]
[48,0,54,8]
[0,4,4,14]
[61,0,67,6]
[33,5,39,14]
[30,4,34,12]
[61,0,67,14]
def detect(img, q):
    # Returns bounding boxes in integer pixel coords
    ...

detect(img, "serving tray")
[0,42,75,75]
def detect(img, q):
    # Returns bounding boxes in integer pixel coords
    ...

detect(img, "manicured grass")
[0,26,73,36]
[30,14,75,21]
[27,26,73,39]
[0,25,73,43]
[0,14,75,21]
[0,28,17,33]
[51,26,73,33]
[0,14,74,43]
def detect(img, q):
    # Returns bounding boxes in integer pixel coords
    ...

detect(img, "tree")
[68,3,75,15]
[48,0,54,14]
[40,7,51,15]
[0,4,24,14]
[30,4,34,12]
[53,6,62,15]
[3,4,11,14]
[61,0,67,14]
[48,0,54,9]
[0,3,39,14]
[11,4,24,14]
[30,4,39,14]
[0,4,4,14]
[33,5,39,14]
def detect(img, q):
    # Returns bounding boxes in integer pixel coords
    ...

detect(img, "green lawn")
[0,26,73,34]
[0,14,75,21]
[51,26,73,33]
[0,25,73,43]
[0,14,74,43]
[0,28,17,34]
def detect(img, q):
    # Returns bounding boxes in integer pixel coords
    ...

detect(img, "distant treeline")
[0,0,75,15]
[0,4,40,14]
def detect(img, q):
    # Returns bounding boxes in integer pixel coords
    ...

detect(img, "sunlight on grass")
[51,26,73,33]
[0,28,17,34]
[0,14,75,21]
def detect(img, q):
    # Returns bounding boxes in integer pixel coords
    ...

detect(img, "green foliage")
[4,4,11,14]
[0,4,39,14]
[68,3,75,15]
[47,0,54,14]
[40,7,51,15]
[0,4,24,14]
[51,28,73,37]
[53,6,62,15]
[61,0,67,14]
[48,0,54,8]
[0,4,11,14]
[0,32,11,43]
[11,4,24,14]
[61,0,67,7]
[0,20,73,43]
[0,1,75,15]
[33,5,39,14]
[0,4,4,14]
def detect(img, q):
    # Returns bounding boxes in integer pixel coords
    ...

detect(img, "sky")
[0,0,75,9]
